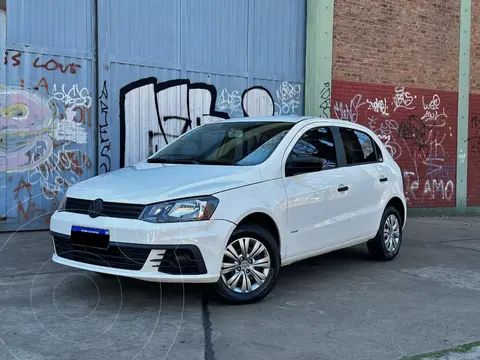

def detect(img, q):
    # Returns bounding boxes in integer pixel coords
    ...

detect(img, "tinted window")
[286,127,337,176]
[147,121,294,166]
[339,127,378,165]
[374,140,383,162]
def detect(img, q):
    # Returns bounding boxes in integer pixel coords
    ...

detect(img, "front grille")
[65,197,145,219]
[155,247,207,275]
[53,234,151,270]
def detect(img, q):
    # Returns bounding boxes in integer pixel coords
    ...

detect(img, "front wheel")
[213,224,280,305]
[367,206,403,261]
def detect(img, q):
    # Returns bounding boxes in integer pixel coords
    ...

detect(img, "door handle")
[337,185,349,192]
[379,176,388,183]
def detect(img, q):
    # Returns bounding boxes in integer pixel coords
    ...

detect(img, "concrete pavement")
[1,216,480,359]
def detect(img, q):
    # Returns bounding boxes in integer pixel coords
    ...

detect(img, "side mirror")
[285,154,323,177]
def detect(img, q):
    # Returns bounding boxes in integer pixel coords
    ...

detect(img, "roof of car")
[217,116,377,136]
[220,115,361,127]
[217,115,307,123]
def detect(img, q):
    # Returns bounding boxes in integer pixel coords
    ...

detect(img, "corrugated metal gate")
[1,0,306,231]
[98,0,306,171]
[1,0,96,231]
[1,0,6,225]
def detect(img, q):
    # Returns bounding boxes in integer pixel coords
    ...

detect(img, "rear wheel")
[367,206,403,261]
[214,224,280,304]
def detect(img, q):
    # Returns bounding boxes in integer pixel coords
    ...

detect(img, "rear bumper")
[50,210,236,283]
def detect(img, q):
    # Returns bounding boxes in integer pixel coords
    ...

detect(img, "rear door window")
[339,127,379,165]
[285,126,337,176]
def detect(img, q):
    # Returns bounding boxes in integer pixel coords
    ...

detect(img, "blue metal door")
[1,0,97,231]
[97,0,306,172]
[0,0,5,224]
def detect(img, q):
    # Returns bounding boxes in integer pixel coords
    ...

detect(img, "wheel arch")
[235,212,282,257]
[385,196,406,228]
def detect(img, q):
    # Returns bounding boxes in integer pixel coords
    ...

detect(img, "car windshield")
[147,121,295,166]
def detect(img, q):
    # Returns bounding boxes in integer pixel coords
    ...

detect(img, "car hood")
[66,161,263,204]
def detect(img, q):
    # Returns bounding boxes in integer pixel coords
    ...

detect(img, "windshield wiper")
[147,157,200,164]
[195,159,235,165]
[147,156,235,165]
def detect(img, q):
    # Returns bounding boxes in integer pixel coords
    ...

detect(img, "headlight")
[57,196,67,211]
[139,196,219,223]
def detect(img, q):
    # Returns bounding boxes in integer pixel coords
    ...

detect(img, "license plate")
[71,226,110,250]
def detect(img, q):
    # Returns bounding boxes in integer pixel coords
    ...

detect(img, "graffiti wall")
[331,81,458,208]
[117,78,302,168]
[1,55,95,229]
[97,0,306,173]
[1,0,96,231]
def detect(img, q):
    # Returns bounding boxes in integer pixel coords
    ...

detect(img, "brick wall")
[468,1,480,206]
[332,0,460,91]
[331,80,457,208]
[468,95,480,206]
[331,0,462,208]
[470,0,480,93]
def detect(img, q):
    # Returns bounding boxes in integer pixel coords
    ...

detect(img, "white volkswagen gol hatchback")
[50,116,407,304]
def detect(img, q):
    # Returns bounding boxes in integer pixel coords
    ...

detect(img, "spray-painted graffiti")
[318,82,330,118]
[403,172,455,202]
[459,149,466,163]
[0,1,94,226]
[0,85,91,200]
[118,77,302,168]
[371,118,402,160]
[218,89,243,117]
[332,83,455,206]
[32,58,82,74]
[276,82,301,115]
[49,84,92,108]
[366,97,389,116]
[216,81,301,118]
[1,88,57,172]
[4,51,21,67]
[421,94,447,127]
[333,94,365,123]
[392,87,416,111]
[13,178,48,223]
[0,0,93,226]
[98,80,111,173]
[3,51,82,75]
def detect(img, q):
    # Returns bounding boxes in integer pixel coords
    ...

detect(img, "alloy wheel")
[383,214,400,252]
[220,237,271,294]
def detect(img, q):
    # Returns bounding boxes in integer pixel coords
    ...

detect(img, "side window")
[374,140,383,162]
[285,127,337,177]
[339,127,378,165]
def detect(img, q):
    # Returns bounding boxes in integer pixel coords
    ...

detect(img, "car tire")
[367,206,403,261]
[213,224,280,305]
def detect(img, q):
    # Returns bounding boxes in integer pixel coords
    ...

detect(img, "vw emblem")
[88,198,104,218]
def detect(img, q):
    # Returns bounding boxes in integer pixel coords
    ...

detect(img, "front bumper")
[50,210,236,283]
